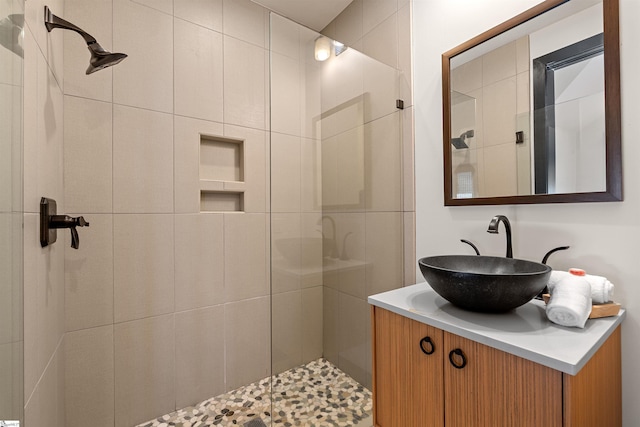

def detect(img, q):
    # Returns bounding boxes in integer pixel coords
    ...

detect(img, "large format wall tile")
[22,27,38,213]
[270,132,301,212]
[65,326,114,427]
[223,36,266,130]
[364,113,402,212]
[338,293,370,389]
[362,0,397,35]
[175,306,225,408]
[301,286,323,362]
[24,344,65,427]
[482,76,517,146]
[272,290,302,374]
[365,212,403,297]
[271,53,301,136]
[113,0,173,113]
[113,105,173,213]
[23,212,65,402]
[223,0,266,48]
[64,96,112,213]
[174,214,224,311]
[362,13,397,69]
[174,0,223,31]
[113,214,174,323]
[63,0,113,101]
[36,54,64,212]
[333,0,363,47]
[174,18,223,123]
[225,297,270,391]
[271,212,302,294]
[65,214,114,331]
[114,314,175,427]
[223,213,268,302]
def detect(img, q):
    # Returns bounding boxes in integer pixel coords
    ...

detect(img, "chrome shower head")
[44,6,127,74]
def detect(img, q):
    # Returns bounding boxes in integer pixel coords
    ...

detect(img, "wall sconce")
[314,36,331,61]
[314,37,348,62]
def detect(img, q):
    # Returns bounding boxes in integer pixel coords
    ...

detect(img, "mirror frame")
[442,0,622,206]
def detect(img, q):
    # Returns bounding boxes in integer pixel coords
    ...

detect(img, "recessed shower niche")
[199,135,245,212]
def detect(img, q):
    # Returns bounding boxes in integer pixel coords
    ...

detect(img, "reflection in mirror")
[533,32,605,194]
[443,0,621,205]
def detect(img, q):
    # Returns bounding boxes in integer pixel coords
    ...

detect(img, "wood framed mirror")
[442,0,621,206]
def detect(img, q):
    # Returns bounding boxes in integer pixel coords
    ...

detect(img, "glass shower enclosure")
[269,13,404,426]
[0,0,24,424]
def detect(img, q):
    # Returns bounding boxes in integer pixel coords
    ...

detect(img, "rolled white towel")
[546,273,592,328]
[548,269,614,304]
[586,274,615,304]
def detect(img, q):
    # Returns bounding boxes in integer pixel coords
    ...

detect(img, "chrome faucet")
[487,215,512,258]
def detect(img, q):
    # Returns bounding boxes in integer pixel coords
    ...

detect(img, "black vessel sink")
[418,255,551,313]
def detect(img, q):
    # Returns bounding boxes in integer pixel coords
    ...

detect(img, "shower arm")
[44,6,103,52]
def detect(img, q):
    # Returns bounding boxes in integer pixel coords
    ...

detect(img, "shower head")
[451,129,474,150]
[0,14,24,58]
[44,6,127,74]
[87,44,127,74]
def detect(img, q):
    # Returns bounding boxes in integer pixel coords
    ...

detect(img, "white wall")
[413,0,640,425]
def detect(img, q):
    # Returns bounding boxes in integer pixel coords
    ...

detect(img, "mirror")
[442,0,621,205]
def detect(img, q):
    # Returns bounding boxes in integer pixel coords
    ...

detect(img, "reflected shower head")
[44,6,127,74]
[0,14,24,58]
[451,129,474,150]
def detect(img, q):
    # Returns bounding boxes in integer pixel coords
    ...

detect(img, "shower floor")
[136,358,372,427]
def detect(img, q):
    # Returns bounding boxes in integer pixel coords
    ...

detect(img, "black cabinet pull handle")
[419,336,435,355]
[448,348,467,369]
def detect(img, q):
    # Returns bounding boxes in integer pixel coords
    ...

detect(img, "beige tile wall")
[23,0,416,425]
[60,0,275,426]
[268,13,326,377]
[450,37,531,198]
[0,0,24,421]
[315,0,415,391]
[22,0,66,422]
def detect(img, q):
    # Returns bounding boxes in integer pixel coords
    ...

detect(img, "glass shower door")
[0,0,24,424]
[269,12,404,426]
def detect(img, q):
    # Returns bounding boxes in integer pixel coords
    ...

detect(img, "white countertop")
[368,283,625,375]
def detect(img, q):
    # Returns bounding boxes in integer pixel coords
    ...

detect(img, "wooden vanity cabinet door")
[372,307,444,427]
[443,331,563,427]
[563,326,622,427]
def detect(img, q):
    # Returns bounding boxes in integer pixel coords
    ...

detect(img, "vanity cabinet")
[371,306,622,427]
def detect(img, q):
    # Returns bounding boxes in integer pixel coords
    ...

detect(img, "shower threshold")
[136,358,372,427]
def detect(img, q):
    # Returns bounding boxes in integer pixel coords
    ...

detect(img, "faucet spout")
[487,215,512,258]
[318,215,339,258]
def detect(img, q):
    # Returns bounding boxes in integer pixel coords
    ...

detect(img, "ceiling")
[251,0,354,32]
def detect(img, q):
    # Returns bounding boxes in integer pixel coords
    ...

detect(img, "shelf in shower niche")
[199,179,246,193]
[200,191,244,212]
[200,135,244,182]
[200,180,245,212]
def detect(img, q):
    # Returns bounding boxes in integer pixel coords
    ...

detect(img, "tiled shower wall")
[22,0,66,423]
[59,1,272,426]
[450,37,531,198]
[20,0,416,426]
[322,0,415,287]
[0,0,24,423]
[319,0,415,390]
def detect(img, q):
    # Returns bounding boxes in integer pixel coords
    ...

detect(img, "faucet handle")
[75,216,89,227]
[460,239,480,255]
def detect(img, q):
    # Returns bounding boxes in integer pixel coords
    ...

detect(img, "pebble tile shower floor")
[136,358,373,427]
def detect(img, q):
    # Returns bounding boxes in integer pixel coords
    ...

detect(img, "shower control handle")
[41,198,90,250]
[49,214,90,249]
